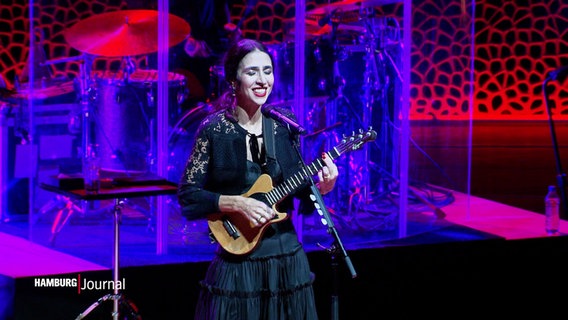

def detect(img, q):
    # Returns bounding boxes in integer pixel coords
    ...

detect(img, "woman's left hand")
[317,153,338,195]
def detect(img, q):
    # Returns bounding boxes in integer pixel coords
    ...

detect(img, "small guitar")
[208,128,377,255]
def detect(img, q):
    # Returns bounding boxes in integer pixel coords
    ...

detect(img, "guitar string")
[267,133,369,204]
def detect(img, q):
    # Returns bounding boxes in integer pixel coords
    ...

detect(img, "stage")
[2,191,568,319]
[0,0,567,317]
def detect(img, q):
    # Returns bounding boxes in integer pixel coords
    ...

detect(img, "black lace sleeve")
[177,121,220,220]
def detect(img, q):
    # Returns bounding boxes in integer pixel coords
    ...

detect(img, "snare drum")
[90,69,187,173]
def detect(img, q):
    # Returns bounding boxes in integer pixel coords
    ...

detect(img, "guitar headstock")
[339,128,377,152]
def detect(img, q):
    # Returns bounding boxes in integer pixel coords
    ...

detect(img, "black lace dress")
[178,110,318,320]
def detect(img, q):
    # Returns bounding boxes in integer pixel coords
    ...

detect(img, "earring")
[231,83,236,97]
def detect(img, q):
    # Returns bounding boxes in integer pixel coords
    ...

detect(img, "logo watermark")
[34,274,126,294]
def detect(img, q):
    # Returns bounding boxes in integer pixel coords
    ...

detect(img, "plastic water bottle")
[545,185,560,235]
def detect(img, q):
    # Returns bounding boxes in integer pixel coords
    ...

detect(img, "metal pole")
[112,198,122,320]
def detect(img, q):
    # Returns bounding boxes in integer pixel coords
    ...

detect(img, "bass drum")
[167,102,213,183]
[165,103,212,244]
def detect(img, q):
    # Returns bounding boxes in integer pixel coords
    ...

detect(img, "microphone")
[261,104,306,135]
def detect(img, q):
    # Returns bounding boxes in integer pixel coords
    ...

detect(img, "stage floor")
[0,190,563,279]
[2,190,568,320]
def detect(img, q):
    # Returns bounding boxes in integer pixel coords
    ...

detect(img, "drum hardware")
[341,13,396,220]
[61,9,190,173]
[291,1,407,230]
[277,10,369,210]
[283,18,367,49]
[59,10,189,319]
[121,56,138,83]
[41,55,91,136]
[19,27,53,84]
[10,48,86,228]
[35,9,190,240]
[307,0,401,17]
[12,32,79,144]
[31,53,95,242]
[335,13,445,227]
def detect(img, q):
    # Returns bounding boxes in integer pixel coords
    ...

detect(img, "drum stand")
[346,16,448,222]
[33,54,93,244]
[41,55,157,244]
[323,14,402,228]
[40,180,177,320]
[317,15,386,223]
[75,199,123,320]
[75,198,141,320]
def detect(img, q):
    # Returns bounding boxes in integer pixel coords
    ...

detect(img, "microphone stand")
[291,133,357,320]
[542,75,568,219]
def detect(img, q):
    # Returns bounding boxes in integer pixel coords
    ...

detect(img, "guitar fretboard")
[263,129,376,206]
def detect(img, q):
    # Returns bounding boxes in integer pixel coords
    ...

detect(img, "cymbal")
[14,79,75,100]
[283,18,366,41]
[307,0,399,16]
[283,19,330,40]
[64,10,191,57]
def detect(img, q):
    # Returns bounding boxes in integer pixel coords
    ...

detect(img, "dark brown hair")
[213,39,274,115]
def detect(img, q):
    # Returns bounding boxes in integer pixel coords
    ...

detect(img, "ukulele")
[208,128,377,255]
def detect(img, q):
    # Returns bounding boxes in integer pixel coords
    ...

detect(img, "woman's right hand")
[218,195,275,226]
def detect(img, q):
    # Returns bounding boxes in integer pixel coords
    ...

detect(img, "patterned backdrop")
[1,0,567,120]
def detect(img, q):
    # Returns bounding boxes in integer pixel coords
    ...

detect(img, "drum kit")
[0,10,188,180]
[0,9,191,177]
[1,1,401,229]
[59,9,191,175]
[275,0,403,226]
[0,10,193,245]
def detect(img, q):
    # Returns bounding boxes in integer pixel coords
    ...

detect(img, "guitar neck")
[264,149,341,206]
[263,129,376,207]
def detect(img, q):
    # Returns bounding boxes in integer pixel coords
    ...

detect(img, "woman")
[178,38,338,319]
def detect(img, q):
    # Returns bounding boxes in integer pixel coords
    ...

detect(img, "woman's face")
[235,49,274,109]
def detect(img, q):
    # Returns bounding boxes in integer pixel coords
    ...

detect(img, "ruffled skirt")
[194,247,318,320]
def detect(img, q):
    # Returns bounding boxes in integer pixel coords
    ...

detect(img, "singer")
[178,39,339,319]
